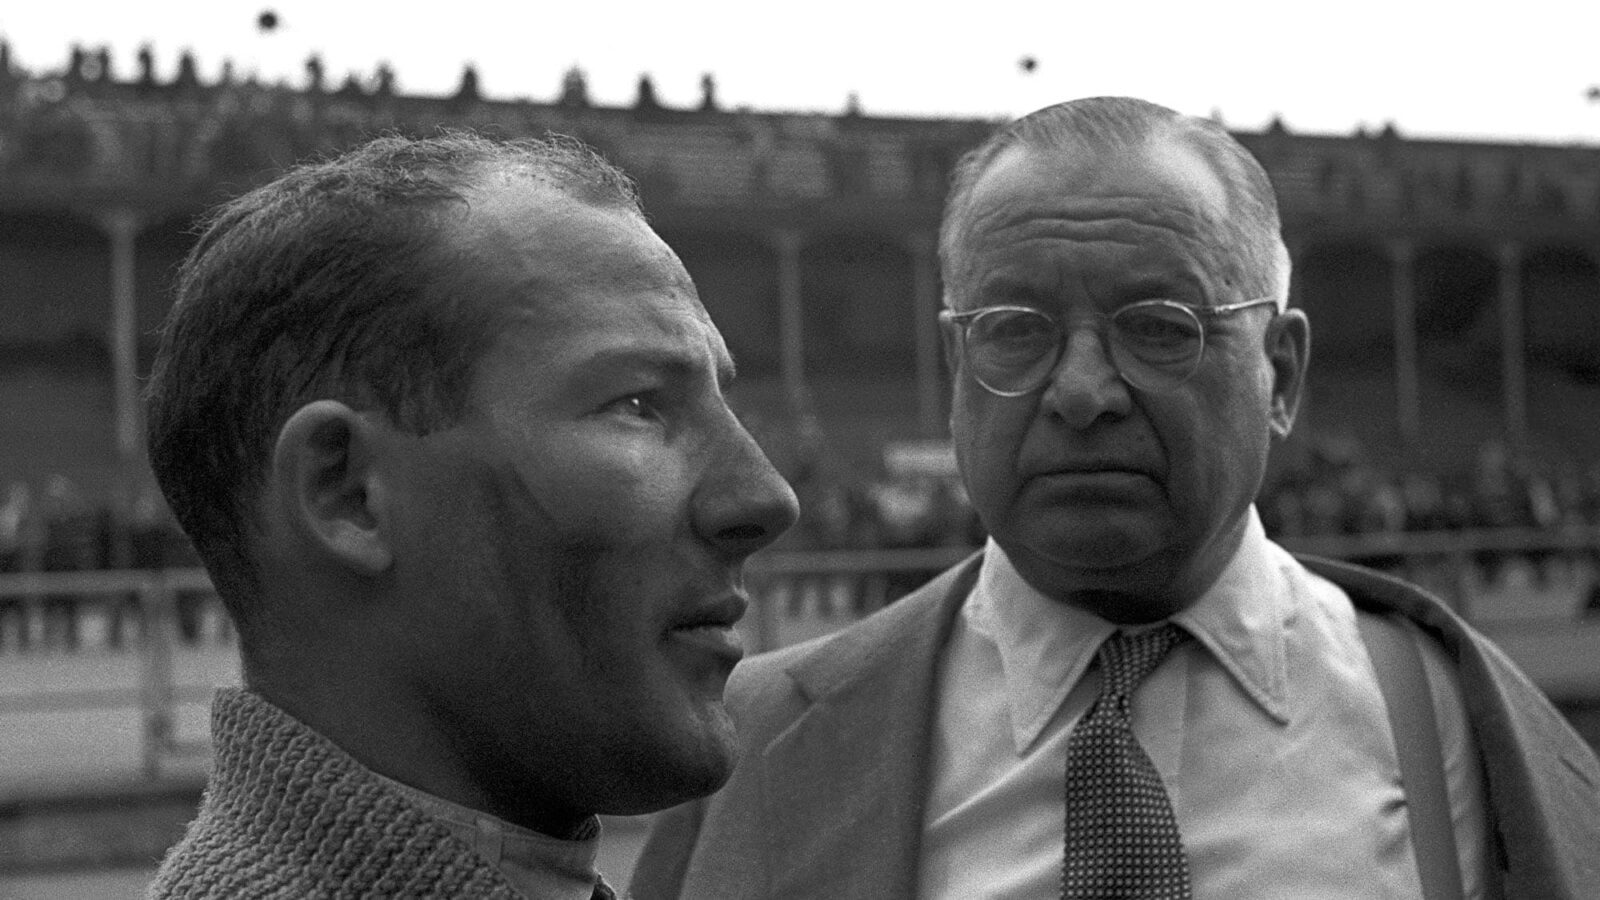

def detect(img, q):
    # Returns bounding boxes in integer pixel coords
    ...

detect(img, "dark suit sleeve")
[629,797,708,900]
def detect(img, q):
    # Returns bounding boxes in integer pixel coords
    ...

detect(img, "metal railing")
[744,545,976,651]
[1280,526,1600,622]
[3,525,1598,780]
[1278,524,1600,562]
[0,567,224,779]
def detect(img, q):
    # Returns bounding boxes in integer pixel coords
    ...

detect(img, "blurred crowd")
[782,474,983,553]
[0,475,202,652]
[1258,437,1600,612]
[1260,436,1600,539]
[4,433,1598,652]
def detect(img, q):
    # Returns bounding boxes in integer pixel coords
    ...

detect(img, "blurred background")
[3,2,1600,895]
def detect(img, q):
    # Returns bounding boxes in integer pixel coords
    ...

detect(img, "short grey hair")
[938,96,1290,308]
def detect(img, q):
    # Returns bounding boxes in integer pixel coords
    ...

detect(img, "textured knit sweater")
[149,688,616,899]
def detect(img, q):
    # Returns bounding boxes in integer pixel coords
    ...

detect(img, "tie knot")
[1095,623,1188,702]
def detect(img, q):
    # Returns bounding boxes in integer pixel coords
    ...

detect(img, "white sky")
[4,0,1600,144]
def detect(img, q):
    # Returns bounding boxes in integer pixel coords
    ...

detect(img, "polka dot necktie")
[1063,624,1193,900]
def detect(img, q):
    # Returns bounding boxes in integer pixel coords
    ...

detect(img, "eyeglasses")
[940,297,1281,396]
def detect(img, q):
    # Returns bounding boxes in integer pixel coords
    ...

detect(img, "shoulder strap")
[1357,611,1464,900]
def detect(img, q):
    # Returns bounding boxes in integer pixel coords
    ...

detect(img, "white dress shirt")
[916,508,1487,898]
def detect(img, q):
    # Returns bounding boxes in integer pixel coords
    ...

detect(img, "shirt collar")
[1170,509,1292,726]
[376,774,603,899]
[969,506,1291,755]
[965,538,1114,754]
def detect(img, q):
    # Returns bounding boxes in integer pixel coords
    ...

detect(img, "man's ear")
[1265,308,1311,440]
[268,400,394,575]
[939,294,962,376]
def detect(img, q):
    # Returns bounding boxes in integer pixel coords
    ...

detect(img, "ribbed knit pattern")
[149,688,609,899]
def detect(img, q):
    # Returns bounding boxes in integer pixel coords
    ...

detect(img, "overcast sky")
[5,1,1599,144]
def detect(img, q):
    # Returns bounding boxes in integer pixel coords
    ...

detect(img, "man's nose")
[694,419,800,559]
[1039,326,1133,429]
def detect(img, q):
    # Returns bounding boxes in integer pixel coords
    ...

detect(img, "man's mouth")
[666,622,745,663]
[664,593,749,666]
[671,592,748,631]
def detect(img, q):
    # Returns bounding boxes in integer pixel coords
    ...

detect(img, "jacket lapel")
[1301,554,1600,898]
[759,556,980,899]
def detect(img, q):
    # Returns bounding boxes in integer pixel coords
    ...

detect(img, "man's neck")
[1002,510,1255,622]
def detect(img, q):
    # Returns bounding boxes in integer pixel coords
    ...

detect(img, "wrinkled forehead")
[461,183,700,296]
[495,288,733,376]
[439,181,724,366]
[464,180,684,279]
[947,139,1238,293]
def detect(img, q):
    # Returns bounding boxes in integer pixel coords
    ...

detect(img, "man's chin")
[651,703,740,802]
[604,737,737,816]
[1013,517,1167,572]
[687,701,741,790]
[692,697,739,770]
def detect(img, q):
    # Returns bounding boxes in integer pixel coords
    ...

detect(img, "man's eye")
[607,394,660,420]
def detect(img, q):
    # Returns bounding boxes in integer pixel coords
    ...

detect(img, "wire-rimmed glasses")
[940,297,1281,396]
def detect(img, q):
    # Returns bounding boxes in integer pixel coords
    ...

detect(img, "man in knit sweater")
[143,132,799,898]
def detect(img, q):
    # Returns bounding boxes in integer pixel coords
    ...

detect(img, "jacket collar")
[1301,554,1600,897]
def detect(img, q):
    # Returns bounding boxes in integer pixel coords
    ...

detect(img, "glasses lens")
[966,308,1061,395]
[1110,303,1203,391]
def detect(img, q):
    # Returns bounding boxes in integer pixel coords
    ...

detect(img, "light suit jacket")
[630,552,1600,899]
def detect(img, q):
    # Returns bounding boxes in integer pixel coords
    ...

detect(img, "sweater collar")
[206,688,613,898]
[377,774,604,900]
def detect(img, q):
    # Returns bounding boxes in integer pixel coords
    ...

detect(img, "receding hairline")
[438,171,682,311]
[945,118,1241,249]
[433,171,717,381]
[939,100,1290,306]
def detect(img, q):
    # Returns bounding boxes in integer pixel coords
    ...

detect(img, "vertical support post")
[101,209,143,469]
[139,574,176,780]
[907,230,943,438]
[1497,241,1528,454]
[746,571,778,655]
[1389,238,1420,456]
[773,228,806,411]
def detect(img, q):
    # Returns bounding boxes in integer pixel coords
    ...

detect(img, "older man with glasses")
[632,97,1600,900]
